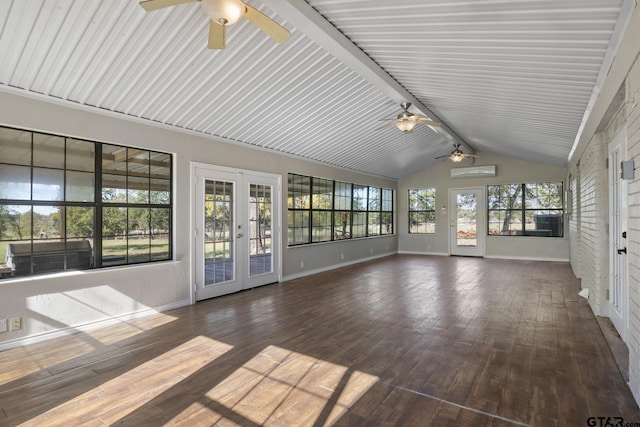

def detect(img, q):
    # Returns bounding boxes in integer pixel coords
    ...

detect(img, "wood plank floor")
[1,255,639,426]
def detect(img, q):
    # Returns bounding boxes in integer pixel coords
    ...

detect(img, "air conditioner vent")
[451,165,496,178]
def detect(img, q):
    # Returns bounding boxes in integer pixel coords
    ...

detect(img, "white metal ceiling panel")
[307,0,629,166]
[0,0,632,177]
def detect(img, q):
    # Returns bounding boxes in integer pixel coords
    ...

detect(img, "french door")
[609,130,628,341]
[449,187,485,257]
[193,164,280,301]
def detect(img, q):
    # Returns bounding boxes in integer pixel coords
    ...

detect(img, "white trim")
[282,253,395,282]
[484,255,569,263]
[398,251,449,256]
[0,299,191,352]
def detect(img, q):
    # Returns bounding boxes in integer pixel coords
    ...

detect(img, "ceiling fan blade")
[374,122,396,131]
[243,4,290,44]
[139,0,198,12]
[208,20,225,49]
[415,118,441,127]
[463,154,480,158]
[434,155,450,160]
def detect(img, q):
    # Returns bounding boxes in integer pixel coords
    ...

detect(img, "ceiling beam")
[268,0,474,154]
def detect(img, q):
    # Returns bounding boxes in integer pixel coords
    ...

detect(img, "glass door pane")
[456,193,477,247]
[249,184,272,277]
[204,179,234,285]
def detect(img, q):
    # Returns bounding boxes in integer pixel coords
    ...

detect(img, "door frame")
[190,162,282,303]
[608,129,628,342]
[449,187,486,257]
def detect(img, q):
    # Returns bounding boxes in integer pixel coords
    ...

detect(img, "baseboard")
[282,253,395,282]
[0,299,191,352]
[484,255,570,262]
[397,251,449,256]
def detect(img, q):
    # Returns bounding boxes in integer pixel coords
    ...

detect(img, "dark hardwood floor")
[1,255,638,426]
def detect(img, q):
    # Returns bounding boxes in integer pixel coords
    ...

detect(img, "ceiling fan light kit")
[201,0,244,25]
[435,143,478,162]
[395,119,416,132]
[139,0,290,49]
[377,102,441,132]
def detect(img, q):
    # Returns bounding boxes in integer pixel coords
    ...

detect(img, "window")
[0,126,172,279]
[287,174,310,246]
[408,188,435,234]
[287,174,394,246]
[488,182,563,237]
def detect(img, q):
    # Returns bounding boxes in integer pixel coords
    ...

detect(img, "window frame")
[487,182,564,237]
[408,188,436,234]
[287,173,394,246]
[0,125,173,279]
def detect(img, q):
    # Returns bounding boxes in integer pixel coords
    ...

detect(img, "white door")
[609,130,628,341]
[194,164,280,301]
[449,188,485,257]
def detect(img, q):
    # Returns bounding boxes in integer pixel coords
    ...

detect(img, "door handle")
[237,233,243,238]
[617,247,627,255]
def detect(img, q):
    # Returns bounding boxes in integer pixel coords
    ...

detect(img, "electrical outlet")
[10,317,21,331]
[340,253,344,260]
[370,248,373,254]
[300,261,304,269]
[0,318,7,333]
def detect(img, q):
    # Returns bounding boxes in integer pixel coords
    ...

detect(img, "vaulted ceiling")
[0,0,633,179]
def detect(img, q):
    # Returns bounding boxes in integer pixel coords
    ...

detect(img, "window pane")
[102,236,127,266]
[410,212,435,234]
[312,178,333,209]
[103,207,127,237]
[33,168,63,201]
[128,175,150,203]
[488,184,522,210]
[488,210,522,235]
[34,206,62,240]
[0,128,31,166]
[149,152,171,179]
[381,212,393,235]
[128,207,150,263]
[353,185,367,211]
[334,181,352,210]
[151,179,170,204]
[368,212,381,236]
[0,165,31,200]
[334,211,351,240]
[33,133,64,169]
[0,205,31,241]
[66,138,95,172]
[382,188,393,211]
[66,171,95,202]
[288,174,310,209]
[368,187,381,211]
[525,210,563,237]
[151,208,170,260]
[102,173,127,203]
[66,206,94,238]
[352,212,366,238]
[128,150,150,203]
[311,211,331,242]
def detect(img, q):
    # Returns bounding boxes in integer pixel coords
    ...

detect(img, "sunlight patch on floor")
[203,345,379,426]
[19,336,232,426]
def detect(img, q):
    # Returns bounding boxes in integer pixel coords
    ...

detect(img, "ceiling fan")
[376,102,441,133]
[139,0,290,49]
[435,144,478,163]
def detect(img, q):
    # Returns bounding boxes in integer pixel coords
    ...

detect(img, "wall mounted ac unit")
[450,165,496,178]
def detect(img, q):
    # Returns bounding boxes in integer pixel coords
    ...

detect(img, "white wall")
[398,153,569,261]
[0,91,397,349]
[567,3,640,405]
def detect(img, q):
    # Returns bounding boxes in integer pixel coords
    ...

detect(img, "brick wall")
[573,132,608,315]
[626,55,640,403]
